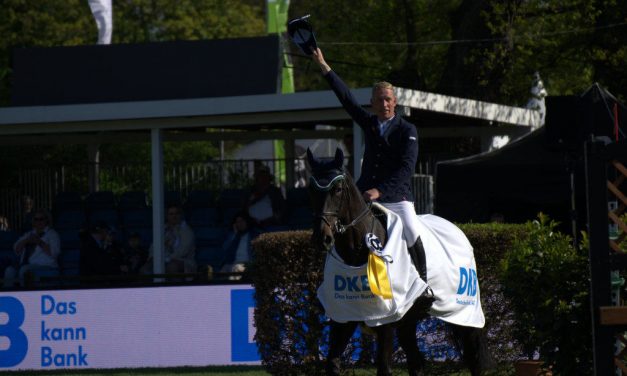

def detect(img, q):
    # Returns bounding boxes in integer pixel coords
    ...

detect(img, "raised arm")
[311,48,331,74]
[310,48,372,128]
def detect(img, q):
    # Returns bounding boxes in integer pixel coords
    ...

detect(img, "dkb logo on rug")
[456,267,478,297]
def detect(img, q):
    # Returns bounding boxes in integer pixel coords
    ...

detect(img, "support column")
[285,137,295,189]
[87,144,100,193]
[353,122,364,181]
[151,129,165,275]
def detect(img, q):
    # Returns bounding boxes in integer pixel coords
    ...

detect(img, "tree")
[287,0,626,104]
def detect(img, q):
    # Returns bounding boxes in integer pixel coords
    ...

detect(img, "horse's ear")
[333,148,344,170]
[306,148,318,170]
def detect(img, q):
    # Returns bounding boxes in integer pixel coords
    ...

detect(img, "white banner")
[0,285,260,370]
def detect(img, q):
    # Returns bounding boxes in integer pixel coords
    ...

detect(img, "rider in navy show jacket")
[311,47,432,290]
[323,70,418,203]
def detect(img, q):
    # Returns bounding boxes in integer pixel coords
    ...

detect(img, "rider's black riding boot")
[407,236,428,283]
[408,236,435,311]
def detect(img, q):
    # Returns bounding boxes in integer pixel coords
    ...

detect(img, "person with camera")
[3,209,60,287]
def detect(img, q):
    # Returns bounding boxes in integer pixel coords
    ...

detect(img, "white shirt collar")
[378,115,395,135]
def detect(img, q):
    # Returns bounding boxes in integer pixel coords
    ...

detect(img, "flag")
[87,0,113,44]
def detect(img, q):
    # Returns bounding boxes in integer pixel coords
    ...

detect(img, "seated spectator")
[79,221,120,280]
[19,195,34,233]
[3,209,60,288]
[0,215,9,231]
[220,211,260,280]
[244,164,286,229]
[119,232,148,275]
[143,204,196,274]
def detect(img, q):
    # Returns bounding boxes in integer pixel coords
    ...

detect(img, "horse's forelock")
[306,148,344,174]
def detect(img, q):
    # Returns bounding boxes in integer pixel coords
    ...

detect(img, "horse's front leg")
[326,321,357,376]
[396,316,425,376]
[374,325,394,376]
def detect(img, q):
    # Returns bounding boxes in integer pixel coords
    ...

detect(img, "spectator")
[0,215,14,279]
[143,204,196,274]
[244,163,286,228]
[3,209,60,288]
[79,221,119,280]
[0,215,9,231]
[220,211,260,280]
[19,195,34,233]
[119,232,148,275]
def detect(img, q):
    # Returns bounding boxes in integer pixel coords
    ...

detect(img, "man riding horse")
[310,47,432,302]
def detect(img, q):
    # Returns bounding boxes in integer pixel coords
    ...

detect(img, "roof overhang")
[0,87,540,136]
[395,87,540,127]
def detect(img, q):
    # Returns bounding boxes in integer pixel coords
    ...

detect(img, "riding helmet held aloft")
[288,15,318,55]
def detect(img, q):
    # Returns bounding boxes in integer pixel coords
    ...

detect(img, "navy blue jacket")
[324,71,418,203]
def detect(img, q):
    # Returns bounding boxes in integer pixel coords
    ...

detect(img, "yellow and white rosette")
[365,233,393,300]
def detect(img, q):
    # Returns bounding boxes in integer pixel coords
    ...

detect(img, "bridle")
[310,173,372,235]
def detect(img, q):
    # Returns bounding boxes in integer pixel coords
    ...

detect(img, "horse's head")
[306,147,348,252]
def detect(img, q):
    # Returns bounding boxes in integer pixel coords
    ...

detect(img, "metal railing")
[0,158,436,229]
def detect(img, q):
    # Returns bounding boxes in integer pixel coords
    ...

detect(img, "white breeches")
[379,201,420,246]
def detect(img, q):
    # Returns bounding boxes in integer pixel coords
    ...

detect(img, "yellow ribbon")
[367,252,393,299]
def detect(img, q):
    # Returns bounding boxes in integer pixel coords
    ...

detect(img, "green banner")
[267,0,293,185]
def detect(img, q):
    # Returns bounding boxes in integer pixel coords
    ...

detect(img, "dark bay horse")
[307,148,491,376]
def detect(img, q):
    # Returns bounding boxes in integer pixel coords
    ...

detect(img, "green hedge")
[250,224,535,375]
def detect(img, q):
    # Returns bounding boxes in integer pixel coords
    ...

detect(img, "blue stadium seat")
[54,209,87,230]
[288,207,313,230]
[187,207,219,227]
[0,230,18,252]
[217,188,245,208]
[195,245,225,270]
[119,207,152,227]
[60,248,80,272]
[194,226,225,247]
[57,228,81,250]
[88,208,119,227]
[286,187,310,207]
[85,191,116,210]
[185,189,214,208]
[0,249,18,268]
[118,191,148,210]
[220,207,243,226]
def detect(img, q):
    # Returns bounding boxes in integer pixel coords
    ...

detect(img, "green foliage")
[288,0,627,104]
[500,213,592,374]
[112,0,265,43]
[250,230,326,375]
